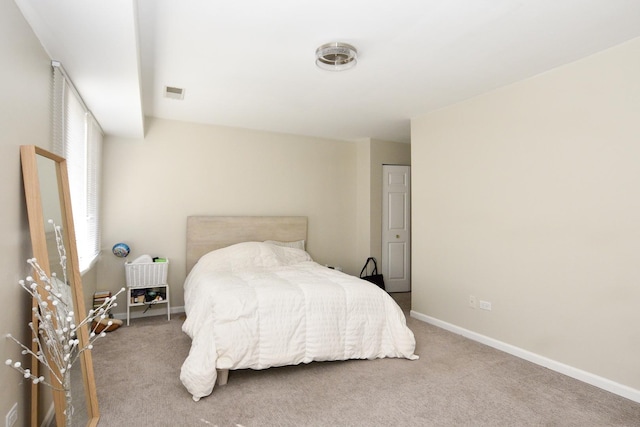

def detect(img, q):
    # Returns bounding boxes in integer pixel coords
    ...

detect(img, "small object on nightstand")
[145,290,158,302]
[131,289,145,303]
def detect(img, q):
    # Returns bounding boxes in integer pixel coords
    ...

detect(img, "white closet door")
[382,165,411,292]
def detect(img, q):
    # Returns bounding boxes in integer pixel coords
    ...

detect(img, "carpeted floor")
[91,294,640,426]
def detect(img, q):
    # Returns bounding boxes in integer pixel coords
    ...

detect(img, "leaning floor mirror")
[20,145,99,427]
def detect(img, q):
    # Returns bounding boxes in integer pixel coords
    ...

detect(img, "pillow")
[263,239,306,251]
[196,241,310,272]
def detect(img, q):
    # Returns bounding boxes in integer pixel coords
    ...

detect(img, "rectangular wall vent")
[164,86,185,100]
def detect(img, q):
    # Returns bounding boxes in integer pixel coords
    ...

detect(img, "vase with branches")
[5,220,123,426]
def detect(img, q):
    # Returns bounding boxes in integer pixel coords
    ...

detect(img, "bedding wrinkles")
[180,242,418,400]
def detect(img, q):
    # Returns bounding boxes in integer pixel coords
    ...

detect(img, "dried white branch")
[5,220,124,402]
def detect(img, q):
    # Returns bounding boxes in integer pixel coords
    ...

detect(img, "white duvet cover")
[180,242,418,400]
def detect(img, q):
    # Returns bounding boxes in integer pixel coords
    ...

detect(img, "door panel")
[388,242,407,279]
[389,193,406,229]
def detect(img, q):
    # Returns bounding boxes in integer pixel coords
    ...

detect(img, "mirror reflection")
[36,154,89,426]
[36,155,66,293]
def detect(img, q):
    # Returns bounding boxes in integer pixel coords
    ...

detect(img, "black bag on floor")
[359,257,385,290]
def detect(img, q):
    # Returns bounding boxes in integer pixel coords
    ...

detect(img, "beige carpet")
[92,294,640,426]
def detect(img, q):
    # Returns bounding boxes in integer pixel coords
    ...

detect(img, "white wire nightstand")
[125,259,170,326]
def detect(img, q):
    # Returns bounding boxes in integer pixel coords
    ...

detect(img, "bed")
[180,216,418,401]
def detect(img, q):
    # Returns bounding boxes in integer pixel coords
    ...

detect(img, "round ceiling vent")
[315,42,358,71]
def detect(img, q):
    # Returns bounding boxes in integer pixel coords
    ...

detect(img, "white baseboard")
[410,310,640,404]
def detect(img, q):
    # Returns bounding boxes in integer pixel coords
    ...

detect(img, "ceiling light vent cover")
[315,42,357,71]
[164,86,185,100]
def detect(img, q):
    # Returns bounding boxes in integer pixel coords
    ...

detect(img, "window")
[52,61,102,273]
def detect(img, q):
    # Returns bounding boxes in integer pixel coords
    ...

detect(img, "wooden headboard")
[186,216,308,273]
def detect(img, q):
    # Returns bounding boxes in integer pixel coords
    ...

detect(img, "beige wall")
[0,1,53,425]
[356,140,372,264]
[411,37,640,393]
[100,117,366,313]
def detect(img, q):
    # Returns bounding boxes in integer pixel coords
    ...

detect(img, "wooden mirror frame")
[20,145,99,426]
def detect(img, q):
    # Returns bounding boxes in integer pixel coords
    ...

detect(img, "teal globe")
[112,243,130,258]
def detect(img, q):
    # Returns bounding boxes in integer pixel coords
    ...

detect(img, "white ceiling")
[15,0,640,143]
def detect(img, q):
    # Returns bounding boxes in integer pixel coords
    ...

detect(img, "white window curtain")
[51,61,103,273]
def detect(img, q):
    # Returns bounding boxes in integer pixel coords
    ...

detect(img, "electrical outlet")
[6,402,18,427]
[468,295,477,308]
[479,300,492,311]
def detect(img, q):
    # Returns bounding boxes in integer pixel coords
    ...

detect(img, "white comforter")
[180,242,418,400]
